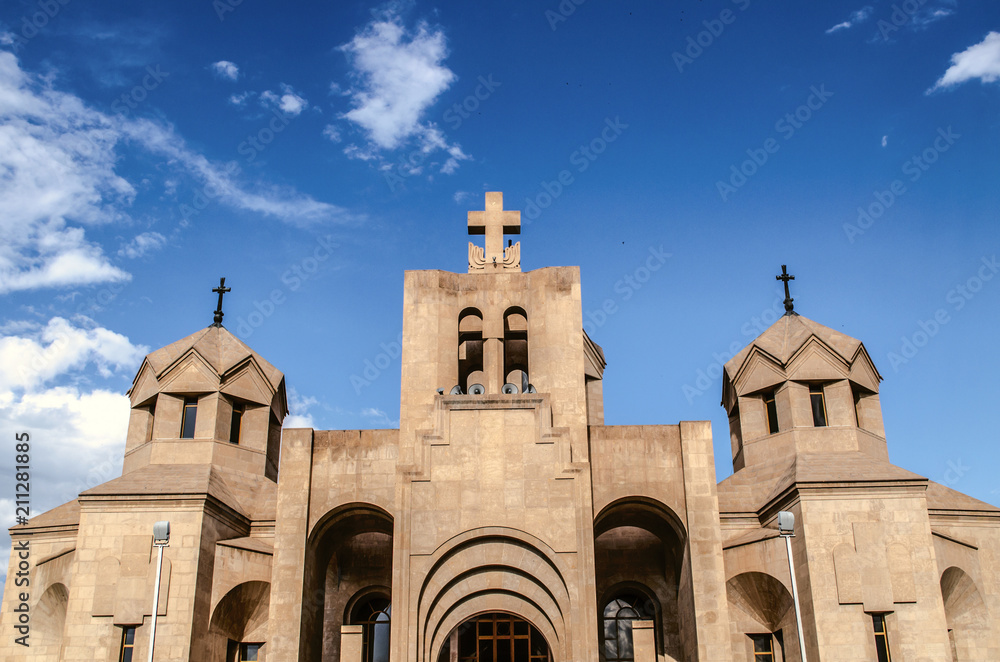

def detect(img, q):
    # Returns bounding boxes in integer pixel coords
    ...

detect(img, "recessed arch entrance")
[436,612,552,662]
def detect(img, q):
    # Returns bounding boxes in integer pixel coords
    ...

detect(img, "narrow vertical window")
[146,401,156,441]
[809,384,828,427]
[872,614,892,662]
[230,403,245,444]
[119,626,136,662]
[239,643,262,661]
[763,390,779,434]
[180,397,198,438]
[750,634,774,661]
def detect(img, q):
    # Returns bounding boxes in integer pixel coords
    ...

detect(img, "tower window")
[180,397,198,438]
[239,643,263,661]
[763,390,779,434]
[872,614,892,662]
[119,626,136,662]
[809,384,828,427]
[230,403,245,444]
[750,634,774,661]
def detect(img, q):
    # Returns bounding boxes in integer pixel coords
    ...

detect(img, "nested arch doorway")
[437,612,552,662]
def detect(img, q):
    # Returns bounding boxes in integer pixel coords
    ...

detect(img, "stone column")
[340,625,364,662]
[267,428,314,659]
[632,620,656,662]
[679,421,734,661]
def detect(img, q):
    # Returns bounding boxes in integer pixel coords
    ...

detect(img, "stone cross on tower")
[468,192,521,272]
[776,265,795,314]
[212,277,231,326]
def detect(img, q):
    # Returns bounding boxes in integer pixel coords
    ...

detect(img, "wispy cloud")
[337,5,469,174]
[928,32,1000,93]
[826,6,873,34]
[118,231,167,258]
[210,60,239,81]
[0,51,354,294]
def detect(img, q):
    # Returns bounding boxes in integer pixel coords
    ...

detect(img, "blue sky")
[1,0,999,585]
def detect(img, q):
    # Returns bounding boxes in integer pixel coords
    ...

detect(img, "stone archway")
[303,503,394,662]
[940,566,990,661]
[34,582,69,659]
[594,497,687,661]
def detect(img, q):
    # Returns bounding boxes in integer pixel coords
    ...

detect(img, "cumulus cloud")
[260,85,308,117]
[826,6,873,34]
[928,32,1000,92]
[0,315,147,592]
[117,231,167,258]
[0,316,148,393]
[337,7,469,173]
[881,135,888,147]
[283,387,318,428]
[0,386,131,592]
[210,60,239,81]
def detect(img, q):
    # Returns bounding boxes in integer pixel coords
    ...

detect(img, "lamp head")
[153,521,170,546]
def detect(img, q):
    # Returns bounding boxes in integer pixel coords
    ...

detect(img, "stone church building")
[3,193,999,661]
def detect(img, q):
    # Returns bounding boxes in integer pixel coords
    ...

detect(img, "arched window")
[351,596,390,662]
[602,594,650,662]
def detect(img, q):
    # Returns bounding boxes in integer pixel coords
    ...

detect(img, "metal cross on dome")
[776,265,795,314]
[212,277,231,326]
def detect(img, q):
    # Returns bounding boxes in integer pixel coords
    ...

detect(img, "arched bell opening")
[459,308,484,394]
[503,307,529,393]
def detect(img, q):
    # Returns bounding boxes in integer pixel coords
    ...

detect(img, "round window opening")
[437,612,551,662]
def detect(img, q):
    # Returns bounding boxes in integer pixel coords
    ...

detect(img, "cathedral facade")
[3,193,999,662]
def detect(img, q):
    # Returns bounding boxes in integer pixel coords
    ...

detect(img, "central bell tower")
[391,192,601,662]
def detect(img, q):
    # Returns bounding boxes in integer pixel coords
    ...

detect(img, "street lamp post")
[149,521,170,662]
[778,511,808,662]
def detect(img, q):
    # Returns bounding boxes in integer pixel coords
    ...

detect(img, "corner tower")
[124,320,288,480]
[722,304,885,473]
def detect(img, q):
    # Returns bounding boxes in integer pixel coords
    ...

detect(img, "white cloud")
[210,60,239,81]
[323,124,342,143]
[0,51,133,294]
[928,32,1000,92]
[0,316,147,393]
[118,231,167,258]
[826,6,873,34]
[0,385,131,594]
[228,91,251,107]
[453,191,472,204]
[881,135,888,147]
[258,85,308,117]
[337,7,468,174]
[0,52,353,295]
[283,387,318,428]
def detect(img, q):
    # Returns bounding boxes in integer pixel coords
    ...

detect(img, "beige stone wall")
[796,490,953,661]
